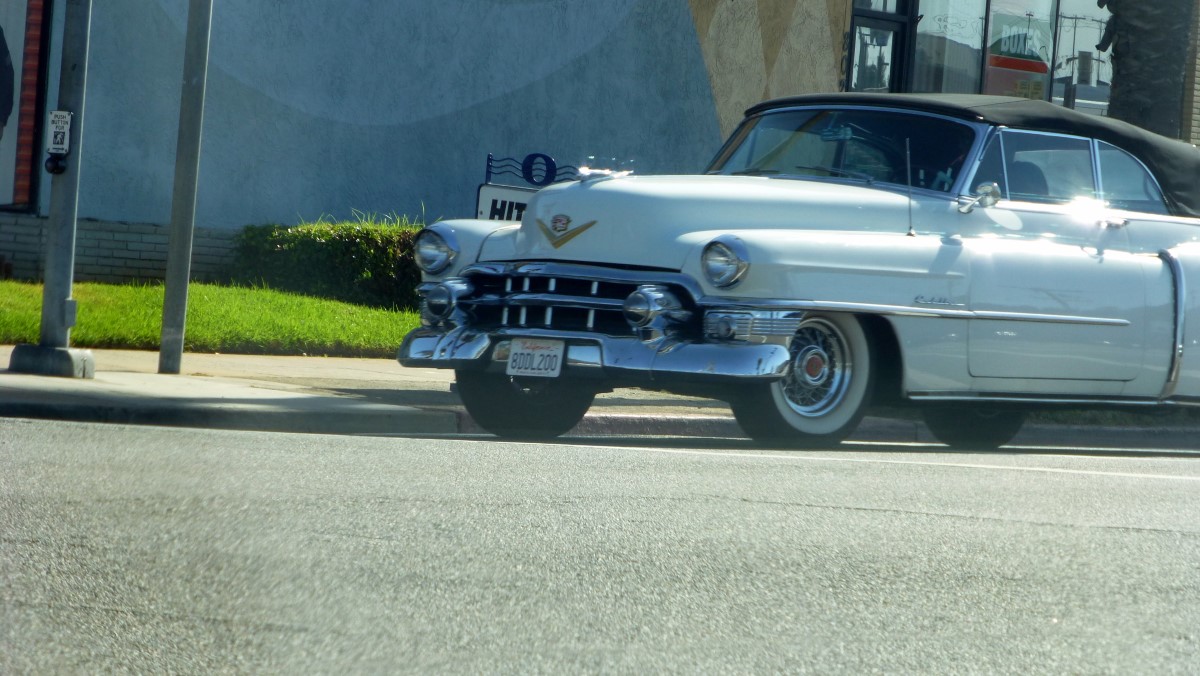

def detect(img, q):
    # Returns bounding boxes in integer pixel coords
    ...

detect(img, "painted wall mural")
[67,1,846,231]
[688,0,847,136]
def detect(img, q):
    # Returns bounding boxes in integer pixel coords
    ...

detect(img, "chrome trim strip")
[462,262,706,299]
[1159,249,1187,399]
[468,293,626,311]
[971,310,1129,327]
[909,392,1160,406]
[911,392,1200,408]
[701,297,1130,327]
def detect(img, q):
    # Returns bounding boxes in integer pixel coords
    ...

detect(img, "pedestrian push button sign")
[47,111,72,155]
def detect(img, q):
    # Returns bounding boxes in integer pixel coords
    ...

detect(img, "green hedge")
[231,216,424,310]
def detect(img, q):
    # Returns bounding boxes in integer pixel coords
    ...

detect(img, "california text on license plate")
[505,338,565,377]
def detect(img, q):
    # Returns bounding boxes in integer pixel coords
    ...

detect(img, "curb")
[0,401,460,436]
[2,395,1196,449]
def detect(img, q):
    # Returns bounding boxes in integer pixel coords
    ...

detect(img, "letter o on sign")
[522,153,558,187]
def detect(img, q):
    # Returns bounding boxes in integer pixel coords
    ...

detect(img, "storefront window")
[912,0,987,93]
[849,21,900,92]
[854,0,907,12]
[983,0,1057,99]
[1052,0,1111,115]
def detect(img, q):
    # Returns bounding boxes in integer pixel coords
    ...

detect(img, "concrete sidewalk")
[1,345,1197,449]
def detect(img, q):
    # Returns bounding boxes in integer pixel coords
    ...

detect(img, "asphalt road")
[2,419,1198,674]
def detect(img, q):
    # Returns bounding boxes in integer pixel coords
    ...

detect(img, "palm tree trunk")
[1105,0,1197,138]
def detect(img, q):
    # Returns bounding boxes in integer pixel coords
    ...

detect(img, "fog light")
[714,316,736,339]
[703,311,753,342]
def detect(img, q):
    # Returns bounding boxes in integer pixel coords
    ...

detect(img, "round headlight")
[702,238,749,288]
[414,228,457,274]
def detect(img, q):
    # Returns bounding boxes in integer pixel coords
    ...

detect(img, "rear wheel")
[730,314,874,448]
[455,370,595,439]
[922,406,1026,450]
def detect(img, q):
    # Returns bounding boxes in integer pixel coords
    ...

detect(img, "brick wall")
[0,214,237,283]
[1190,0,1200,143]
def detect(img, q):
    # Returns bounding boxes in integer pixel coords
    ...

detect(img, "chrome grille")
[458,267,692,337]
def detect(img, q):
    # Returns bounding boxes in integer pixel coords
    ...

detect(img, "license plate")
[505,338,564,378]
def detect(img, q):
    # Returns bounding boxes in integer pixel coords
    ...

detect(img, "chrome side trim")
[971,310,1129,327]
[909,392,1160,406]
[1159,249,1187,400]
[702,297,1130,327]
[911,391,1200,408]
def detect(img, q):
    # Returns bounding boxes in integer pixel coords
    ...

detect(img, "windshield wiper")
[795,165,875,184]
[729,169,782,176]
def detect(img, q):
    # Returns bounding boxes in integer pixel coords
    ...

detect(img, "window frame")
[1094,140,1170,215]
[846,3,920,93]
[707,105,990,196]
[964,127,1171,214]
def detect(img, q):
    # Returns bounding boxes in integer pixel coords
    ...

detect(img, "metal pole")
[8,0,96,378]
[158,0,213,374]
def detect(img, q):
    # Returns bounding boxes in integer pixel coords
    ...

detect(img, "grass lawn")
[0,280,420,358]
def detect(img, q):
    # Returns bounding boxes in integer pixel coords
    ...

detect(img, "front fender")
[422,219,519,281]
[686,229,969,310]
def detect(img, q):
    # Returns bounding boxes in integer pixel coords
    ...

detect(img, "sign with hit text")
[477,183,537,221]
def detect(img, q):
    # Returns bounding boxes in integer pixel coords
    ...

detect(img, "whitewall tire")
[731,314,874,447]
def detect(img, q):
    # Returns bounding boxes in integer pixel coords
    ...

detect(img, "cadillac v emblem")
[537,214,597,249]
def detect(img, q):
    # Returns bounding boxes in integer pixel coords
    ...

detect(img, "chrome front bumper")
[398,326,791,384]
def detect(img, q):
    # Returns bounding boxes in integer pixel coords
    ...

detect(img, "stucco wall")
[76,0,724,231]
[688,0,849,137]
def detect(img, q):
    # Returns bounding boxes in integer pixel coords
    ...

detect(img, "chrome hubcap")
[782,319,851,418]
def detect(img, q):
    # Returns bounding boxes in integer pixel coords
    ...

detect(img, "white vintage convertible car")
[399,93,1200,448]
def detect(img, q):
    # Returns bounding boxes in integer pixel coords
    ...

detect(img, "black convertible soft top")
[747,93,1200,219]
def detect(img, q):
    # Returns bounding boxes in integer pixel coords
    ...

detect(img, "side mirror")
[958,182,1002,214]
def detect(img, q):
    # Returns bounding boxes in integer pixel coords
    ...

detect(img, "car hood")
[502,175,915,269]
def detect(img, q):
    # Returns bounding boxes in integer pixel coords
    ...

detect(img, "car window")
[972,135,1008,195]
[710,109,977,192]
[1097,142,1169,214]
[998,131,1096,204]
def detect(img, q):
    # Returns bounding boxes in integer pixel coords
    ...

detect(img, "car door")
[960,130,1149,382]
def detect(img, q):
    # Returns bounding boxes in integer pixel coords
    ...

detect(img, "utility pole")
[8,0,95,378]
[158,0,214,374]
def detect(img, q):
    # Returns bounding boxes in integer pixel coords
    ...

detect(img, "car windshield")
[709,108,978,193]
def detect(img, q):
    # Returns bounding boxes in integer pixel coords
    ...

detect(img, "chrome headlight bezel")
[414,226,459,275]
[419,278,473,325]
[701,236,750,288]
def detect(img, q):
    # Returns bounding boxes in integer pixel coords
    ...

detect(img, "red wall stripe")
[12,0,45,207]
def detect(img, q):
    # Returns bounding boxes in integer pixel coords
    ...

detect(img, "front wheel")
[455,370,595,439]
[730,314,874,448]
[922,406,1026,450]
